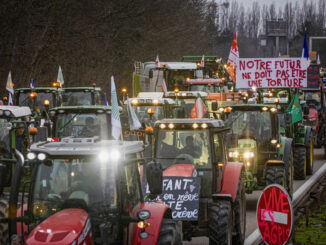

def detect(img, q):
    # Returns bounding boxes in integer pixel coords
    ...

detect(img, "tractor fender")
[304,126,312,147]
[133,202,171,245]
[220,161,243,201]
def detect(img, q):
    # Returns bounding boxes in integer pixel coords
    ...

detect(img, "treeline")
[0,0,325,96]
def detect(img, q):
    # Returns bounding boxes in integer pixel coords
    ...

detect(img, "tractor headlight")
[37,153,46,161]
[98,150,121,163]
[270,139,278,144]
[243,151,254,159]
[4,110,11,116]
[27,152,36,160]
[229,151,239,158]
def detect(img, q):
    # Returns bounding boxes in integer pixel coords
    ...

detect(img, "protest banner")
[236,58,309,89]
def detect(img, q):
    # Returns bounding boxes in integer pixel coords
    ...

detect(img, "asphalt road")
[184,148,326,245]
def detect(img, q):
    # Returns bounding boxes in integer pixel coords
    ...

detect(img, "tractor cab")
[219,104,293,194]
[153,118,246,243]
[61,86,102,106]
[185,78,222,93]
[49,106,113,139]
[15,87,61,113]
[164,91,209,118]
[2,138,181,244]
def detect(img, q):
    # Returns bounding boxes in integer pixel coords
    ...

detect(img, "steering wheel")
[174,154,194,164]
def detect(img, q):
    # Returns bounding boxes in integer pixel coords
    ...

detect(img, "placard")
[143,177,200,221]
[236,58,309,88]
[307,65,320,88]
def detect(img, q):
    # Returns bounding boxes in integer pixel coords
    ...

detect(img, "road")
[185,148,326,245]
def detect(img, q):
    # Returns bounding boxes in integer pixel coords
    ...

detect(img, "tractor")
[61,86,102,106]
[219,104,293,196]
[0,137,182,244]
[152,118,245,244]
[15,87,62,114]
[259,88,313,180]
[49,106,113,140]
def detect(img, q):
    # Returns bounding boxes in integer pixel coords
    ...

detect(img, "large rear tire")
[293,146,306,180]
[0,198,8,245]
[209,200,232,245]
[157,218,182,245]
[306,138,314,175]
[233,176,246,245]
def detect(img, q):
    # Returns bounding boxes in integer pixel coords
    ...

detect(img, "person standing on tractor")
[180,136,201,158]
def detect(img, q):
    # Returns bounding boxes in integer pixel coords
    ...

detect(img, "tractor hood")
[26,208,92,245]
[163,164,195,177]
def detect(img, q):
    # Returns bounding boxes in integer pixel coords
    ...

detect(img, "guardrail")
[244,163,326,245]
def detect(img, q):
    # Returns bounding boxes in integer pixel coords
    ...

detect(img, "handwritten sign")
[257,184,293,245]
[307,65,321,88]
[143,177,200,221]
[236,58,309,88]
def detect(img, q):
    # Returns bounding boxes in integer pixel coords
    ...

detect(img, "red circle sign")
[257,184,293,245]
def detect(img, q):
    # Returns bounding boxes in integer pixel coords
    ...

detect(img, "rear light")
[52,137,59,141]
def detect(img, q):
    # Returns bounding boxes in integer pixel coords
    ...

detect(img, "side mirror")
[146,161,162,196]
[211,101,218,111]
[285,112,292,125]
[226,133,238,148]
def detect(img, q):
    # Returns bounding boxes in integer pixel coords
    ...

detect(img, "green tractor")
[259,88,313,180]
[49,106,113,140]
[61,86,102,106]
[219,104,293,195]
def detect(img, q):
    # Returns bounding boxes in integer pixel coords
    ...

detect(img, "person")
[80,117,98,137]
[15,123,26,153]
[180,136,200,158]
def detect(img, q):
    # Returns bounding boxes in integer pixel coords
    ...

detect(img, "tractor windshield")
[62,91,93,106]
[156,129,211,169]
[190,85,219,93]
[133,105,165,123]
[54,113,109,138]
[32,158,117,220]
[225,110,273,147]
[175,98,208,118]
[166,70,195,90]
[18,92,55,111]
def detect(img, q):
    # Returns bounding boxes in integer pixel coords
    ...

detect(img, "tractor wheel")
[266,165,285,187]
[233,175,246,245]
[209,200,232,245]
[306,138,314,175]
[0,198,8,245]
[293,146,307,180]
[157,218,182,245]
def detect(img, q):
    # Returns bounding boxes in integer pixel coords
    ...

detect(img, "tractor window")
[18,92,55,111]
[32,158,117,220]
[190,85,219,93]
[0,119,10,157]
[213,133,225,162]
[176,98,209,118]
[121,161,142,212]
[55,113,109,139]
[133,105,165,123]
[167,70,195,90]
[62,92,93,106]
[156,129,211,169]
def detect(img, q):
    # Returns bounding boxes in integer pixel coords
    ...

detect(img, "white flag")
[6,72,14,94]
[111,76,121,140]
[57,66,64,87]
[200,55,205,67]
[161,78,167,93]
[127,98,141,130]
[8,93,13,106]
[155,55,160,68]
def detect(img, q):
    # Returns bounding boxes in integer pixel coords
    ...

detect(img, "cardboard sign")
[236,58,309,88]
[257,184,293,245]
[307,65,321,88]
[143,177,200,221]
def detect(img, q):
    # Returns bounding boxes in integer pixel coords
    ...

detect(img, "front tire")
[0,198,8,245]
[157,218,182,245]
[209,200,232,245]
[293,146,306,180]
[233,176,246,245]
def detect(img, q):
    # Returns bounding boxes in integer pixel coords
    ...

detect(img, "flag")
[317,54,320,65]
[8,93,13,106]
[286,93,303,124]
[155,55,160,68]
[127,97,141,130]
[302,32,309,62]
[226,33,239,82]
[200,55,205,67]
[104,92,109,106]
[161,78,167,93]
[6,72,14,94]
[57,66,64,87]
[30,79,35,89]
[189,97,208,118]
[111,76,121,140]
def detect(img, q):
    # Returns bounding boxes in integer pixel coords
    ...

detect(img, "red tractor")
[152,118,246,244]
[0,137,182,244]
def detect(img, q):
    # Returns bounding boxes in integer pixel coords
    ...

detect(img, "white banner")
[236,58,309,88]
